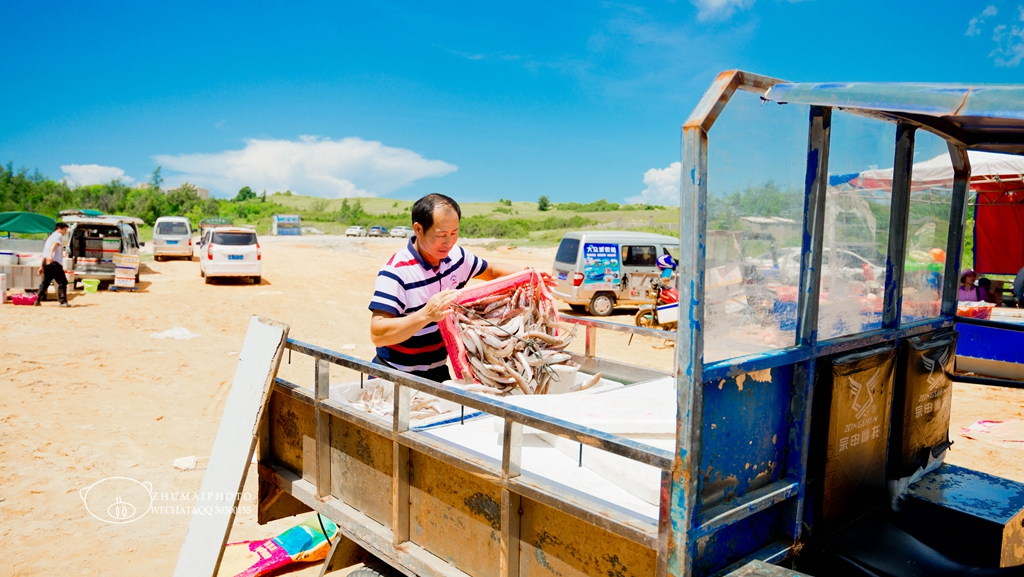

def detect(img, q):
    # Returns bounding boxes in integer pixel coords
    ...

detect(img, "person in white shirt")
[35,222,69,307]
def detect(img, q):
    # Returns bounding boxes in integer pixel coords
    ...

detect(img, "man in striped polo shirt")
[369,194,521,382]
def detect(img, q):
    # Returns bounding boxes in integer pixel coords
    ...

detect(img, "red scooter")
[634,276,680,330]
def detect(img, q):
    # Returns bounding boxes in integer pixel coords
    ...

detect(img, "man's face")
[413,207,459,266]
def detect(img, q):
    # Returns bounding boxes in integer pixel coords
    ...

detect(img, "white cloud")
[154,136,457,198]
[626,162,681,205]
[990,7,1024,67]
[61,164,135,187]
[966,5,998,36]
[691,0,755,21]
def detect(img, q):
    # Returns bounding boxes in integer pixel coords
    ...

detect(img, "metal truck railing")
[259,316,678,577]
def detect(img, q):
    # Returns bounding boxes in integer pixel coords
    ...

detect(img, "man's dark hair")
[978,277,992,289]
[55,222,68,230]
[412,194,461,233]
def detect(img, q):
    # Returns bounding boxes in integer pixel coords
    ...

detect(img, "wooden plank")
[172,316,289,577]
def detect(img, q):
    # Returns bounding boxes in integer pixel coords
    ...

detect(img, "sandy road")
[1,236,1023,576]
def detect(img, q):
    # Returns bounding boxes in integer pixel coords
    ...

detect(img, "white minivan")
[152,216,193,261]
[199,227,262,284]
[550,231,679,316]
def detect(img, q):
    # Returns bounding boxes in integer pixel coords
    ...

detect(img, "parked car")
[368,225,389,237]
[63,216,143,285]
[345,226,367,237]
[152,216,193,261]
[199,227,261,284]
[550,231,680,316]
[390,225,412,238]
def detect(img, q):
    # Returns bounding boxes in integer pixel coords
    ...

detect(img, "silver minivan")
[550,231,679,316]
[153,216,193,261]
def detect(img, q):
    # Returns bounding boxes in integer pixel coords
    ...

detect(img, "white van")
[152,216,193,261]
[199,227,262,284]
[550,231,679,316]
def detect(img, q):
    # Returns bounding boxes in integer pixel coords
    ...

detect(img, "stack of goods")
[84,238,103,260]
[957,301,994,320]
[113,253,139,289]
[17,254,43,268]
[101,238,120,263]
[0,250,17,265]
[439,269,600,396]
[0,273,6,303]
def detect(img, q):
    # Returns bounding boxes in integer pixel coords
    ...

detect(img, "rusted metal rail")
[259,317,676,577]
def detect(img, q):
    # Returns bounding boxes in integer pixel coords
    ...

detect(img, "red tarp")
[975,190,1024,275]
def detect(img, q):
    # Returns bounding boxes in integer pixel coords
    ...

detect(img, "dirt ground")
[2,236,1023,576]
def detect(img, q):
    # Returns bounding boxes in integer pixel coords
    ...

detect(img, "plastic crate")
[437,269,557,381]
[12,292,37,306]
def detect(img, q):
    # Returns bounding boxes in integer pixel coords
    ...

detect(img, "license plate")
[557,272,567,281]
[166,240,178,245]
[228,254,244,260]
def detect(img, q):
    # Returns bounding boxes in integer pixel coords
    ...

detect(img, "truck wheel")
[588,292,615,316]
[349,558,403,577]
[155,255,162,262]
[569,304,587,313]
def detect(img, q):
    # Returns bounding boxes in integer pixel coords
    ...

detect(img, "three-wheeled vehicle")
[237,71,1024,577]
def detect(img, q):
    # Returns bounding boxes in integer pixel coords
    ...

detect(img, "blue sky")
[1,1,1021,203]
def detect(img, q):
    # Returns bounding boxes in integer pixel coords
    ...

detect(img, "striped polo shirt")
[369,239,488,375]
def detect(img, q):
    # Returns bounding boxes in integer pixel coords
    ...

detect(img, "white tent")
[854,150,1024,192]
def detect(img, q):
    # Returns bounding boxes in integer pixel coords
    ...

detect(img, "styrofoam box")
[0,273,6,304]
[114,277,136,288]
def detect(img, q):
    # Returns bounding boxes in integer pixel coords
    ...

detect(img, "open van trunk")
[69,223,122,280]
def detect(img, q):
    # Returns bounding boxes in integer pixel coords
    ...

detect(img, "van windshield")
[156,222,189,235]
[555,238,580,264]
[212,232,257,245]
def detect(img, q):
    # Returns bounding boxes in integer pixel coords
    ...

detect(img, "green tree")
[310,198,329,213]
[149,166,164,192]
[124,187,168,225]
[538,195,552,211]
[234,186,256,202]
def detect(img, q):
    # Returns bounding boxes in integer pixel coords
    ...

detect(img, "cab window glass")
[623,245,657,266]
[157,222,189,235]
[213,232,257,245]
[555,238,580,264]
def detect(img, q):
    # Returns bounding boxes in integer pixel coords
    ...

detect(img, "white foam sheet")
[495,376,677,435]
[423,415,660,522]
[488,376,678,506]
[539,433,674,506]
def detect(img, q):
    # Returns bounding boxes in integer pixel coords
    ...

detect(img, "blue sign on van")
[583,243,621,290]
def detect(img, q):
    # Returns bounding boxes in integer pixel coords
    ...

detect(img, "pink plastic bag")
[438,269,558,381]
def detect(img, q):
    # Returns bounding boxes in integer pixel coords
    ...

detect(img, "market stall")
[0,211,57,291]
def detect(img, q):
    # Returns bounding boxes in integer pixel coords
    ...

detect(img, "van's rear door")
[552,236,580,297]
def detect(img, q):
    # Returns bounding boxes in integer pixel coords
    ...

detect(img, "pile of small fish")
[453,280,601,395]
[350,381,443,420]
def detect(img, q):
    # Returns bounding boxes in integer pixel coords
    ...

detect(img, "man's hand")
[37,266,43,275]
[419,289,460,323]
